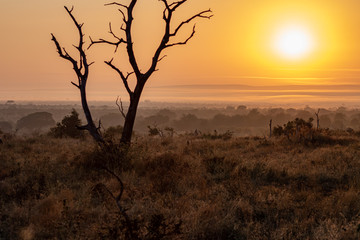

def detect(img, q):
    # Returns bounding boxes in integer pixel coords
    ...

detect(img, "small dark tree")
[272,125,284,137]
[50,109,84,139]
[273,118,314,142]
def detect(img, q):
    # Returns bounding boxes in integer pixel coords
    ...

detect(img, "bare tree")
[51,7,104,143]
[90,0,213,144]
[269,119,272,138]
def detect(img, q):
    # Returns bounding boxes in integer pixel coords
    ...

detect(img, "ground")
[1,131,360,239]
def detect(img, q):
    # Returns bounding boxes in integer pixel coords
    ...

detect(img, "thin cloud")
[277,68,360,72]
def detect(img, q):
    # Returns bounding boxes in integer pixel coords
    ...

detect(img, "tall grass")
[1,132,360,239]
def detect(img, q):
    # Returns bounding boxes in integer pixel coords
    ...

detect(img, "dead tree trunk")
[269,119,272,138]
[79,84,104,143]
[120,82,145,144]
[51,7,104,143]
[90,0,212,145]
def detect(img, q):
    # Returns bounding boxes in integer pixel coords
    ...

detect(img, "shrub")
[104,125,123,141]
[49,109,84,139]
[148,125,163,137]
[164,127,175,137]
[273,118,314,142]
[201,130,233,140]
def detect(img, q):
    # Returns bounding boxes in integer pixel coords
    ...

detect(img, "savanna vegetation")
[1,121,360,239]
[2,103,360,137]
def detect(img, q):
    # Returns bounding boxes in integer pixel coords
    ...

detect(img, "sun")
[273,25,315,60]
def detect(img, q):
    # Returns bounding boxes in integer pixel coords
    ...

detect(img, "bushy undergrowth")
[272,118,360,148]
[1,131,360,239]
[49,109,84,139]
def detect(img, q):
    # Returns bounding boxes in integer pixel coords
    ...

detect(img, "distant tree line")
[1,106,360,137]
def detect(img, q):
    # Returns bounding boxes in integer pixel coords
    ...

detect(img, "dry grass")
[1,132,360,239]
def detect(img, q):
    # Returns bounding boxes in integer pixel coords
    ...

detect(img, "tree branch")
[100,166,135,239]
[105,59,134,97]
[116,96,126,119]
[77,124,89,131]
[101,167,126,217]
[51,6,92,82]
[64,6,90,79]
[170,9,212,37]
[169,0,187,11]
[51,34,76,64]
[145,1,212,78]
[71,81,80,89]
[118,9,127,23]
[124,0,141,77]
[88,23,127,52]
[158,55,167,62]
[105,2,128,9]
[166,24,196,48]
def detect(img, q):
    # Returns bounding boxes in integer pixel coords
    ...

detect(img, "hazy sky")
[1,0,360,104]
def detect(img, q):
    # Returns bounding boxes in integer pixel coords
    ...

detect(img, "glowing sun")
[273,25,315,60]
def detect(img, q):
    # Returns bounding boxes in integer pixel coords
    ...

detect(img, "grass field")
[1,130,360,239]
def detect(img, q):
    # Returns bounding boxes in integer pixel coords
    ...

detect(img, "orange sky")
[1,0,360,104]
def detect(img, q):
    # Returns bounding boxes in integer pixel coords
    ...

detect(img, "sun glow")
[273,26,314,60]
[238,1,345,76]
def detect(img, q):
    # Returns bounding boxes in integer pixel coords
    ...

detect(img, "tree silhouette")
[52,1,212,145]
[51,6,104,143]
[89,0,212,144]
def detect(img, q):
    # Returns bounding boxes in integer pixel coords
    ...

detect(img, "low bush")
[49,109,84,139]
